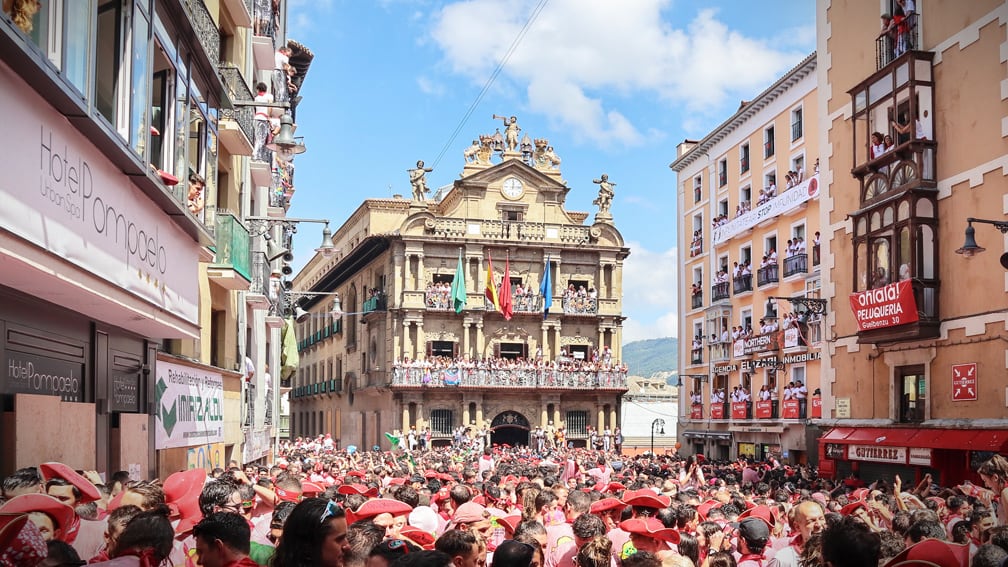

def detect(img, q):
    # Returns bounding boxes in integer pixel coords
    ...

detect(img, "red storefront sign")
[755,400,773,419]
[849,280,919,331]
[811,396,822,418]
[690,404,703,419]
[782,399,800,419]
[731,402,748,419]
[711,404,725,419]
[952,363,977,401]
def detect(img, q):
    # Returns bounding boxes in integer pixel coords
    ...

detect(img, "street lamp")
[246,216,337,259]
[266,113,307,162]
[650,418,665,455]
[956,217,1008,268]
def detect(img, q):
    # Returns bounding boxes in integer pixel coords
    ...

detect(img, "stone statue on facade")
[532,138,561,170]
[592,174,616,215]
[408,160,433,201]
[492,114,521,152]
[463,139,481,163]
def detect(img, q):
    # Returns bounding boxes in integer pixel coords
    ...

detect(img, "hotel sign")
[849,444,907,464]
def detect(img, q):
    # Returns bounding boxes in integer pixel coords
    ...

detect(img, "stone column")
[402,405,410,431]
[404,321,413,360]
[416,254,425,290]
[541,405,548,428]
[462,322,471,358]
[474,395,484,428]
[462,401,470,428]
[553,405,561,427]
[597,405,604,430]
[417,401,425,429]
[476,323,485,358]
[416,322,425,358]
[610,407,618,429]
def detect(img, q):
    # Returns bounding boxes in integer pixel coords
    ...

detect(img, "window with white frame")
[740,143,750,174]
[741,308,752,331]
[718,199,729,218]
[740,245,752,266]
[693,266,703,286]
[764,125,775,158]
[791,107,804,141]
[718,159,728,187]
[693,175,703,203]
[764,235,778,259]
[693,213,703,234]
[740,185,751,211]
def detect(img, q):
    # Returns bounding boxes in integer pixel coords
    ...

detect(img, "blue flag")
[540,254,552,319]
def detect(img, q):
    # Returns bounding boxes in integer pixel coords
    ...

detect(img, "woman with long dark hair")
[272,498,349,567]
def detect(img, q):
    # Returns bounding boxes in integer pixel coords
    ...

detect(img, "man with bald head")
[768,499,826,567]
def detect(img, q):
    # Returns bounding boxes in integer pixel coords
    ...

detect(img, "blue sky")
[284,0,815,343]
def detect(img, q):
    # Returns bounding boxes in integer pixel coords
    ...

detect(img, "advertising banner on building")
[712,175,820,245]
[186,443,225,471]
[811,396,823,418]
[849,444,907,464]
[155,360,223,449]
[755,400,773,419]
[849,280,919,331]
[690,404,703,420]
[782,399,800,419]
[711,404,725,419]
[731,402,748,419]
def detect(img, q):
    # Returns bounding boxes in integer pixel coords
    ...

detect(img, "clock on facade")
[501,177,524,200]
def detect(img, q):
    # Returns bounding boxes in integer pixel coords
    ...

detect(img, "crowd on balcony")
[759,249,779,268]
[425,281,455,309]
[734,200,752,218]
[395,350,626,373]
[757,177,776,206]
[562,284,598,314]
[785,237,807,258]
[713,268,730,285]
[732,261,753,278]
[784,165,806,189]
[690,230,703,257]
[880,0,918,60]
[392,354,627,389]
[712,213,730,228]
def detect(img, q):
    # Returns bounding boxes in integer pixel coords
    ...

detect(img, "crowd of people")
[391,354,628,390]
[6,443,1008,567]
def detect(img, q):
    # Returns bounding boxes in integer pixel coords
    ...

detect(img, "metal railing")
[484,293,544,313]
[425,289,455,311]
[362,294,388,313]
[710,342,731,362]
[757,264,779,286]
[182,0,220,73]
[691,290,703,309]
[391,366,628,390]
[249,251,271,295]
[213,212,252,280]
[783,254,808,278]
[690,237,703,257]
[253,0,278,45]
[733,274,753,294]
[690,348,703,365]
[712,281,730,301]
[813,244,820,267]
[876,14,919,70]
[562,295,598,315]
[428,218,591,244]
[791,116,803,142]
[219,64,255,146]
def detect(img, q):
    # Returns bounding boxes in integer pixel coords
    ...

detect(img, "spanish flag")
[485,253,501,313]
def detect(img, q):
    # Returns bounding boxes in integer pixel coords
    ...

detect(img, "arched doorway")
[490,411,530,448]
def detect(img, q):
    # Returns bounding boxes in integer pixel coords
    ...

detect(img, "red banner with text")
[755,400,773,419]
[811,396,822,418]
[782,399,800,419]
[690,404,703,419]
[849,280,919,331]
[731,402,749,419]
[711,404,725,419]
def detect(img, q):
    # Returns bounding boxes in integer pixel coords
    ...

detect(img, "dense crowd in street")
[5,438,1008,567]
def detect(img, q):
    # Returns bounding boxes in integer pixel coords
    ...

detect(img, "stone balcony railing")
[427,218,591,244]
[390,366,628,390]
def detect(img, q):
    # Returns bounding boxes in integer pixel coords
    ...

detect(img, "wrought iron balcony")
[783,254,808,278]
[249,252,271,296]
[211,212,252,281]
[219,64,255,148]
[709,342,731,363]
[690,237,703,257]
[712,281,730,302]
[362,293,388,314]
[182,0,220,74]
[691,290,703,309]
[757,263,779,287]
[733,274,753,294]
[390,366,628,390]
[875,14,919,70]
[254,0,278,43]
[690,348,703,365]
[562,295,598,315]
[812,244,820,267]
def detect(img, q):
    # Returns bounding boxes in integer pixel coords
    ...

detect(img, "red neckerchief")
[738,553,764,566]
[119,547,160,567]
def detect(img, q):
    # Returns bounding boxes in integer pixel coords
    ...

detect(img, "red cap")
[840,501,867,517]
[400,525,436,550]
[0,514,47,566]
[163,469,207,504]
[347,498,413,525]
[0,494,79,544]
[737,504,775,529]
[621,488,671,510]
[346,470,366,479]
[301,482,324,497]
[697,500,719,520]
[619,518,680,544]
[337,484,379,498]
[39,463,102,504]
[496,514,522,536]
[589,497,624,514]
[606,482,626,494]
[883,539,970,567]
[388,478,407,486]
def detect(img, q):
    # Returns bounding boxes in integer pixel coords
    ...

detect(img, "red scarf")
[119,547,161,567]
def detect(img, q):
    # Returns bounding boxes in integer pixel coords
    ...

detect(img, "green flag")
[450,249,467,313]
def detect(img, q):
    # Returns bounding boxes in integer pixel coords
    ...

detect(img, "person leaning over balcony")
[188,173,206,215]
[783,382,794,401]
[870,132,886,159]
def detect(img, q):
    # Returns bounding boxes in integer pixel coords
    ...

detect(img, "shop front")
[818,427,1008,485]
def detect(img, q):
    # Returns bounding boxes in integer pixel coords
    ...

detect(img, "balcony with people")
[690,283,703,310]
[757,258,779,287]
[390,356,628,391]
[484,290,544,314]
[783,238,809,278]
[712,274,730,302]
[562,285,598,316]
[690,335,704,365]
[732,262,753,294]
[362,289,388,314]
[690,231,703,257]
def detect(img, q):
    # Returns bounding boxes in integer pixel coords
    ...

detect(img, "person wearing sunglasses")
[272,498,350,567]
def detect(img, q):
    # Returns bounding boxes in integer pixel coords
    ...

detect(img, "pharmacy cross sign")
[952,363,977,402]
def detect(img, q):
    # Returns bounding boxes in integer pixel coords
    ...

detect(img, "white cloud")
[417,76,446,96]
[621,242,678,343]
[429,0,807,146]
[287,0,333,34]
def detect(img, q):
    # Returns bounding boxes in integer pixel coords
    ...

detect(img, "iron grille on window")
[566,410,588,436]
[430,409,454,435]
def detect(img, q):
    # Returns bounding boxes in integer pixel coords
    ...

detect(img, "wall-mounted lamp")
[266,114,307,162]
[769,295,828,324]
[956,217,1008,268]
[247,216,337,259]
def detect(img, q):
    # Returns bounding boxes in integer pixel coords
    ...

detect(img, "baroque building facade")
[816,0,1008,483]
[672,54,824,464]
[289,122,629,450]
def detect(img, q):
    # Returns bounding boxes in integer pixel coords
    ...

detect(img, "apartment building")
[672,54,823,464]
[816,1,1008,483]
[0,0,312,477]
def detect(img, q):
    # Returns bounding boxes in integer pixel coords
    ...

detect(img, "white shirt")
[795,384,808,399]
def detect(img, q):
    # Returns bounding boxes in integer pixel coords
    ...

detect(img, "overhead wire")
[430,0,550,171]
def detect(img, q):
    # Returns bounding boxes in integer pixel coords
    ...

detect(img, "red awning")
[821,427,1008,452]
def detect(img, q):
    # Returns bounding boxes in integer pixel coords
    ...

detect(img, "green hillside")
[622,337,678,378]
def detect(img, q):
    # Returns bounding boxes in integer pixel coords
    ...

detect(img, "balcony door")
[897,365,926,423]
